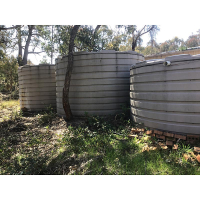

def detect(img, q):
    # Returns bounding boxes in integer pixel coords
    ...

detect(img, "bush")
[0,55,19,93]
[38,106,56,125]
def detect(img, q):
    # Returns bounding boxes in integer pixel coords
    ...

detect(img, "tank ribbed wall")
[56,50,144,116]
[18,64,56,111]
[130,54,200,135]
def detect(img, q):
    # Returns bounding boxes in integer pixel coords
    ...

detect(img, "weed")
[1,99,200,175]
[114,104,130,124]
[38,106,56,125]
[179,143,193,154]
[10,107,23,120]
[0,99,19,109]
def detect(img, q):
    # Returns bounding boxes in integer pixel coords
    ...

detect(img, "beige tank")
[130,54,200,135]
[18,64,56,111]
[56,50,144,116]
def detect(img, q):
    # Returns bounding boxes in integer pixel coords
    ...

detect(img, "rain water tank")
[130,54,200,134]
[18,64,56,111]
[56,50,144,116]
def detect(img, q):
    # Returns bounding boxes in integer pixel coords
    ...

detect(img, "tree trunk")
[63,25,80,120]
[132,41,136,51]
[22,25,34,65]
[132,30,136,51]
[92,25,101,51]
[17,26,23,66]
[51,25,54,64]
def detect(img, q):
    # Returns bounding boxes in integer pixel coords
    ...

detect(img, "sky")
[145,24,199,46]
[2,0,200,196]
[3,0,200,66]
[136,24,199,46]
[28,24,200,65]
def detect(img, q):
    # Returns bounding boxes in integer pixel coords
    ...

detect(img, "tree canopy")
[2,24,200,98]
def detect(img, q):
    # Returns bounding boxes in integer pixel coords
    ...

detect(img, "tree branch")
[63,25,80,120]
[91,25,101,51]
[132,25,155,51]
[94,25,101,34]
[74,45,82,50]
[28,51,45,54]
[139,25,155,37]
[137,25,146,37]
[31,33,41,37]
[22,25,34,65]
[135,25,146,43]
[0,25,21,31]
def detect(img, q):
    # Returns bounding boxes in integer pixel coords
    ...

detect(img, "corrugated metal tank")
[56,50,144,116]
[130,54,200,135]
[18,64,56,111]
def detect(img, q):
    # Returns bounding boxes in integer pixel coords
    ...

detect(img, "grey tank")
[55,50,144,116]
[18,64,56,111]
[130,54,200,135]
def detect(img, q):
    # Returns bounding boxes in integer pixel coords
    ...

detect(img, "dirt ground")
[0,95,96,174]
[1,93,200,175]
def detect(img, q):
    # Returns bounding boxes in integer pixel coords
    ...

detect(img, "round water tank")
[56,50,144,116]
[18,64,56,111]
[130,54,200,135]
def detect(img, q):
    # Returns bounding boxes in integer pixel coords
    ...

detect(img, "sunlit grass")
[0,100,20,122]
[0,99,20,110]
[1,99,200,175]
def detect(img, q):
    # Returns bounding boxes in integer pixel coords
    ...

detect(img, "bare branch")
[31,33,41,37]
[74,45,82,50]
[0,25,21,31]
[28,51,45,54]
[94,25,101,34]
[139,26,155,37]
[134,25,148,43]
[137,25,146,37]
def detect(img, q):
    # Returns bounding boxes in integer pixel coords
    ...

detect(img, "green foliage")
[136,36,187,56]
[10,107,23,121]
[39,56,50,64]
[185,35,199,48]
[1,100,200,175]
[53,25,71,56]
[178,46,187,51]
[38,25,60,63]
[0,55,19,92]
[159,37,185,52]
[37,106,56,125]
[117,25,160,51]
[178,143,193,154]
[140,45,159,56]
[76,25,100,51]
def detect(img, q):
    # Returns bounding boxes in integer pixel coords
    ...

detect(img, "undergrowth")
[0,101,200,175]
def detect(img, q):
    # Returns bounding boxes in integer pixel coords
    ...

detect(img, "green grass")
[44,115,200,175]
[0,99,20,109]
[0,100,200,175]
[0,100,20,122]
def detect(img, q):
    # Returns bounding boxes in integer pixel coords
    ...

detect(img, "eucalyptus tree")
[0,53,19,92]
[15,25,47,66]
[75,25,101,51]
[37,25,64,64]
[0,32,6,59]
[63,25,80,120]
[158,37,185,53]
[117,25,159,51]
[1,25,49,66]
[0,25,20,31]
[185,35,199,48]
[61,25,102,120]
[0,25,16,58]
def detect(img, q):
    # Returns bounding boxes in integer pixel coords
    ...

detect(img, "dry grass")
[0,100,20,122]
[1,98,200,175]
